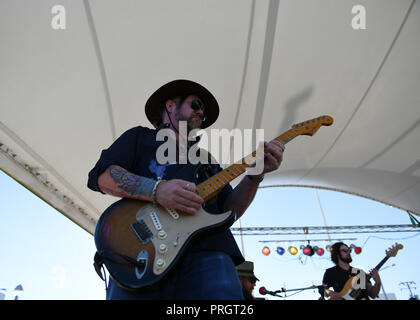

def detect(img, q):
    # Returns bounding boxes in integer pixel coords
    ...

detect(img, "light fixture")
[288,246,298,255]
[316,247,325,256]
[303,245,314,256]
[276,247,285,255]
[262,246,271,256]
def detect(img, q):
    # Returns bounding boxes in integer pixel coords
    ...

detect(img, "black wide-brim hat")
[145,79,219,129]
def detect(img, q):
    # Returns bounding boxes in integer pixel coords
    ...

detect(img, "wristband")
[151,178,164,205]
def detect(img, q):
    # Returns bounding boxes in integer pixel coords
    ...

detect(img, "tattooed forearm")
[97,165,157,200]
[108,165,156,198]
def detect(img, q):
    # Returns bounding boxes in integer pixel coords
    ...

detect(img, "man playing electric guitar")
[88,79,285,299]
[322,242,382,300]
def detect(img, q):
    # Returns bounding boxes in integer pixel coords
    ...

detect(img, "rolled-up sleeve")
[87,127,139,193]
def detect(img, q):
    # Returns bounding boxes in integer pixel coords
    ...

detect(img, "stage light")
[288,246,298,255]
[354,247,362,254]
[316,247,325,256]
[276,247,285,255]
[303,245,314,256]
[262,246,271,256]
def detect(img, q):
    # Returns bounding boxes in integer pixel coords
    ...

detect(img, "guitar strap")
[93,251,106,281]
[93,250,147,284]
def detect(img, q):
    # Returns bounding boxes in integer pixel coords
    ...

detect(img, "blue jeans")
[106,251,244,300]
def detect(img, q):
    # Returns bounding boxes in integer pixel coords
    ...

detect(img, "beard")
[342,256,352,263]
[187,118,201,131]
[242,286,255,300]
[175,112,202,131]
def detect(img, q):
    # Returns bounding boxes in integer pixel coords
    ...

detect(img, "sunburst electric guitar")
[326,243,403,300]
[94,115,334,289]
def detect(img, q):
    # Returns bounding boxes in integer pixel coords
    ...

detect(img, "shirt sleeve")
[87,127,140,193]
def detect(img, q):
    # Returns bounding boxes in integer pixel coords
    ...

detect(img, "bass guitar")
[94,115,334,289]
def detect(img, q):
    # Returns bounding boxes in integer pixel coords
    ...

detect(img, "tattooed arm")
[97,165,203,214]
[98,165,156,201]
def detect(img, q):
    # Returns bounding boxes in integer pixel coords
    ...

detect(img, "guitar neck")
[367,255,390,281]
[196,128,298,202]
[374,256,390,272]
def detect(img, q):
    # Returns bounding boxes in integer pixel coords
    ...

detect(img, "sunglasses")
[190,99,205,112]
[248,277,256,284]
[341,248,352,253]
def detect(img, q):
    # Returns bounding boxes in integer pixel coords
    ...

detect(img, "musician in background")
[236,261,260,300]
[88,79,285,299]
[322,242,381,300]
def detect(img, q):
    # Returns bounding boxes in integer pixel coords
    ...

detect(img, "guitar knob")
[158,230,167,239]
[156,258,166,269]
[159,244,168,254]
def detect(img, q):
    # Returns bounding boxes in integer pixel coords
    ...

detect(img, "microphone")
[259,286,278,296]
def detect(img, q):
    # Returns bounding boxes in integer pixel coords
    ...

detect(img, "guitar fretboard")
[375,256,390,271]
[196,128,298,202]
[364,255,391,282]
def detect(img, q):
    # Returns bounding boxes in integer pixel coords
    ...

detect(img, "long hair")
[331,242,347,265]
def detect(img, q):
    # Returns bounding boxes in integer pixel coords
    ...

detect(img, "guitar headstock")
[292,115,334,136]
[386,243,403,258]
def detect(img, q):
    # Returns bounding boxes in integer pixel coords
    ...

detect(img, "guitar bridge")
[131,220,153,244]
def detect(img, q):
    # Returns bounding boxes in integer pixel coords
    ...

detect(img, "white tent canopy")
[1,0,419,234]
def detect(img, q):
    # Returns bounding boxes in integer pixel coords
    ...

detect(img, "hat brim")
[237,271,259,282]
[145,79,219,129]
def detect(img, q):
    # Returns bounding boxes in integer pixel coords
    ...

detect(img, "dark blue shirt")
[88,125,244,265]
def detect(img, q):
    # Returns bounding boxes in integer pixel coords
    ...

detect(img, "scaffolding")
[231,224,420,236]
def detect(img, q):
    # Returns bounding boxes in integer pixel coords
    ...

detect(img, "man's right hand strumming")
[155,179,203,215]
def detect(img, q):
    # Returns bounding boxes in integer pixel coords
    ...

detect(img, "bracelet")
[247,174,264,184]
[151,178,165,205]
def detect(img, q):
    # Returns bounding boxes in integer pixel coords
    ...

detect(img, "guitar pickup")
[131,220,153,244]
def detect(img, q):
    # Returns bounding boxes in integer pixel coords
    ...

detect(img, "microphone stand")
[266,284,325,298]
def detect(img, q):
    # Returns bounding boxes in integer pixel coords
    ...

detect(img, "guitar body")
[94,163,236,290]
[338,277,365,300]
